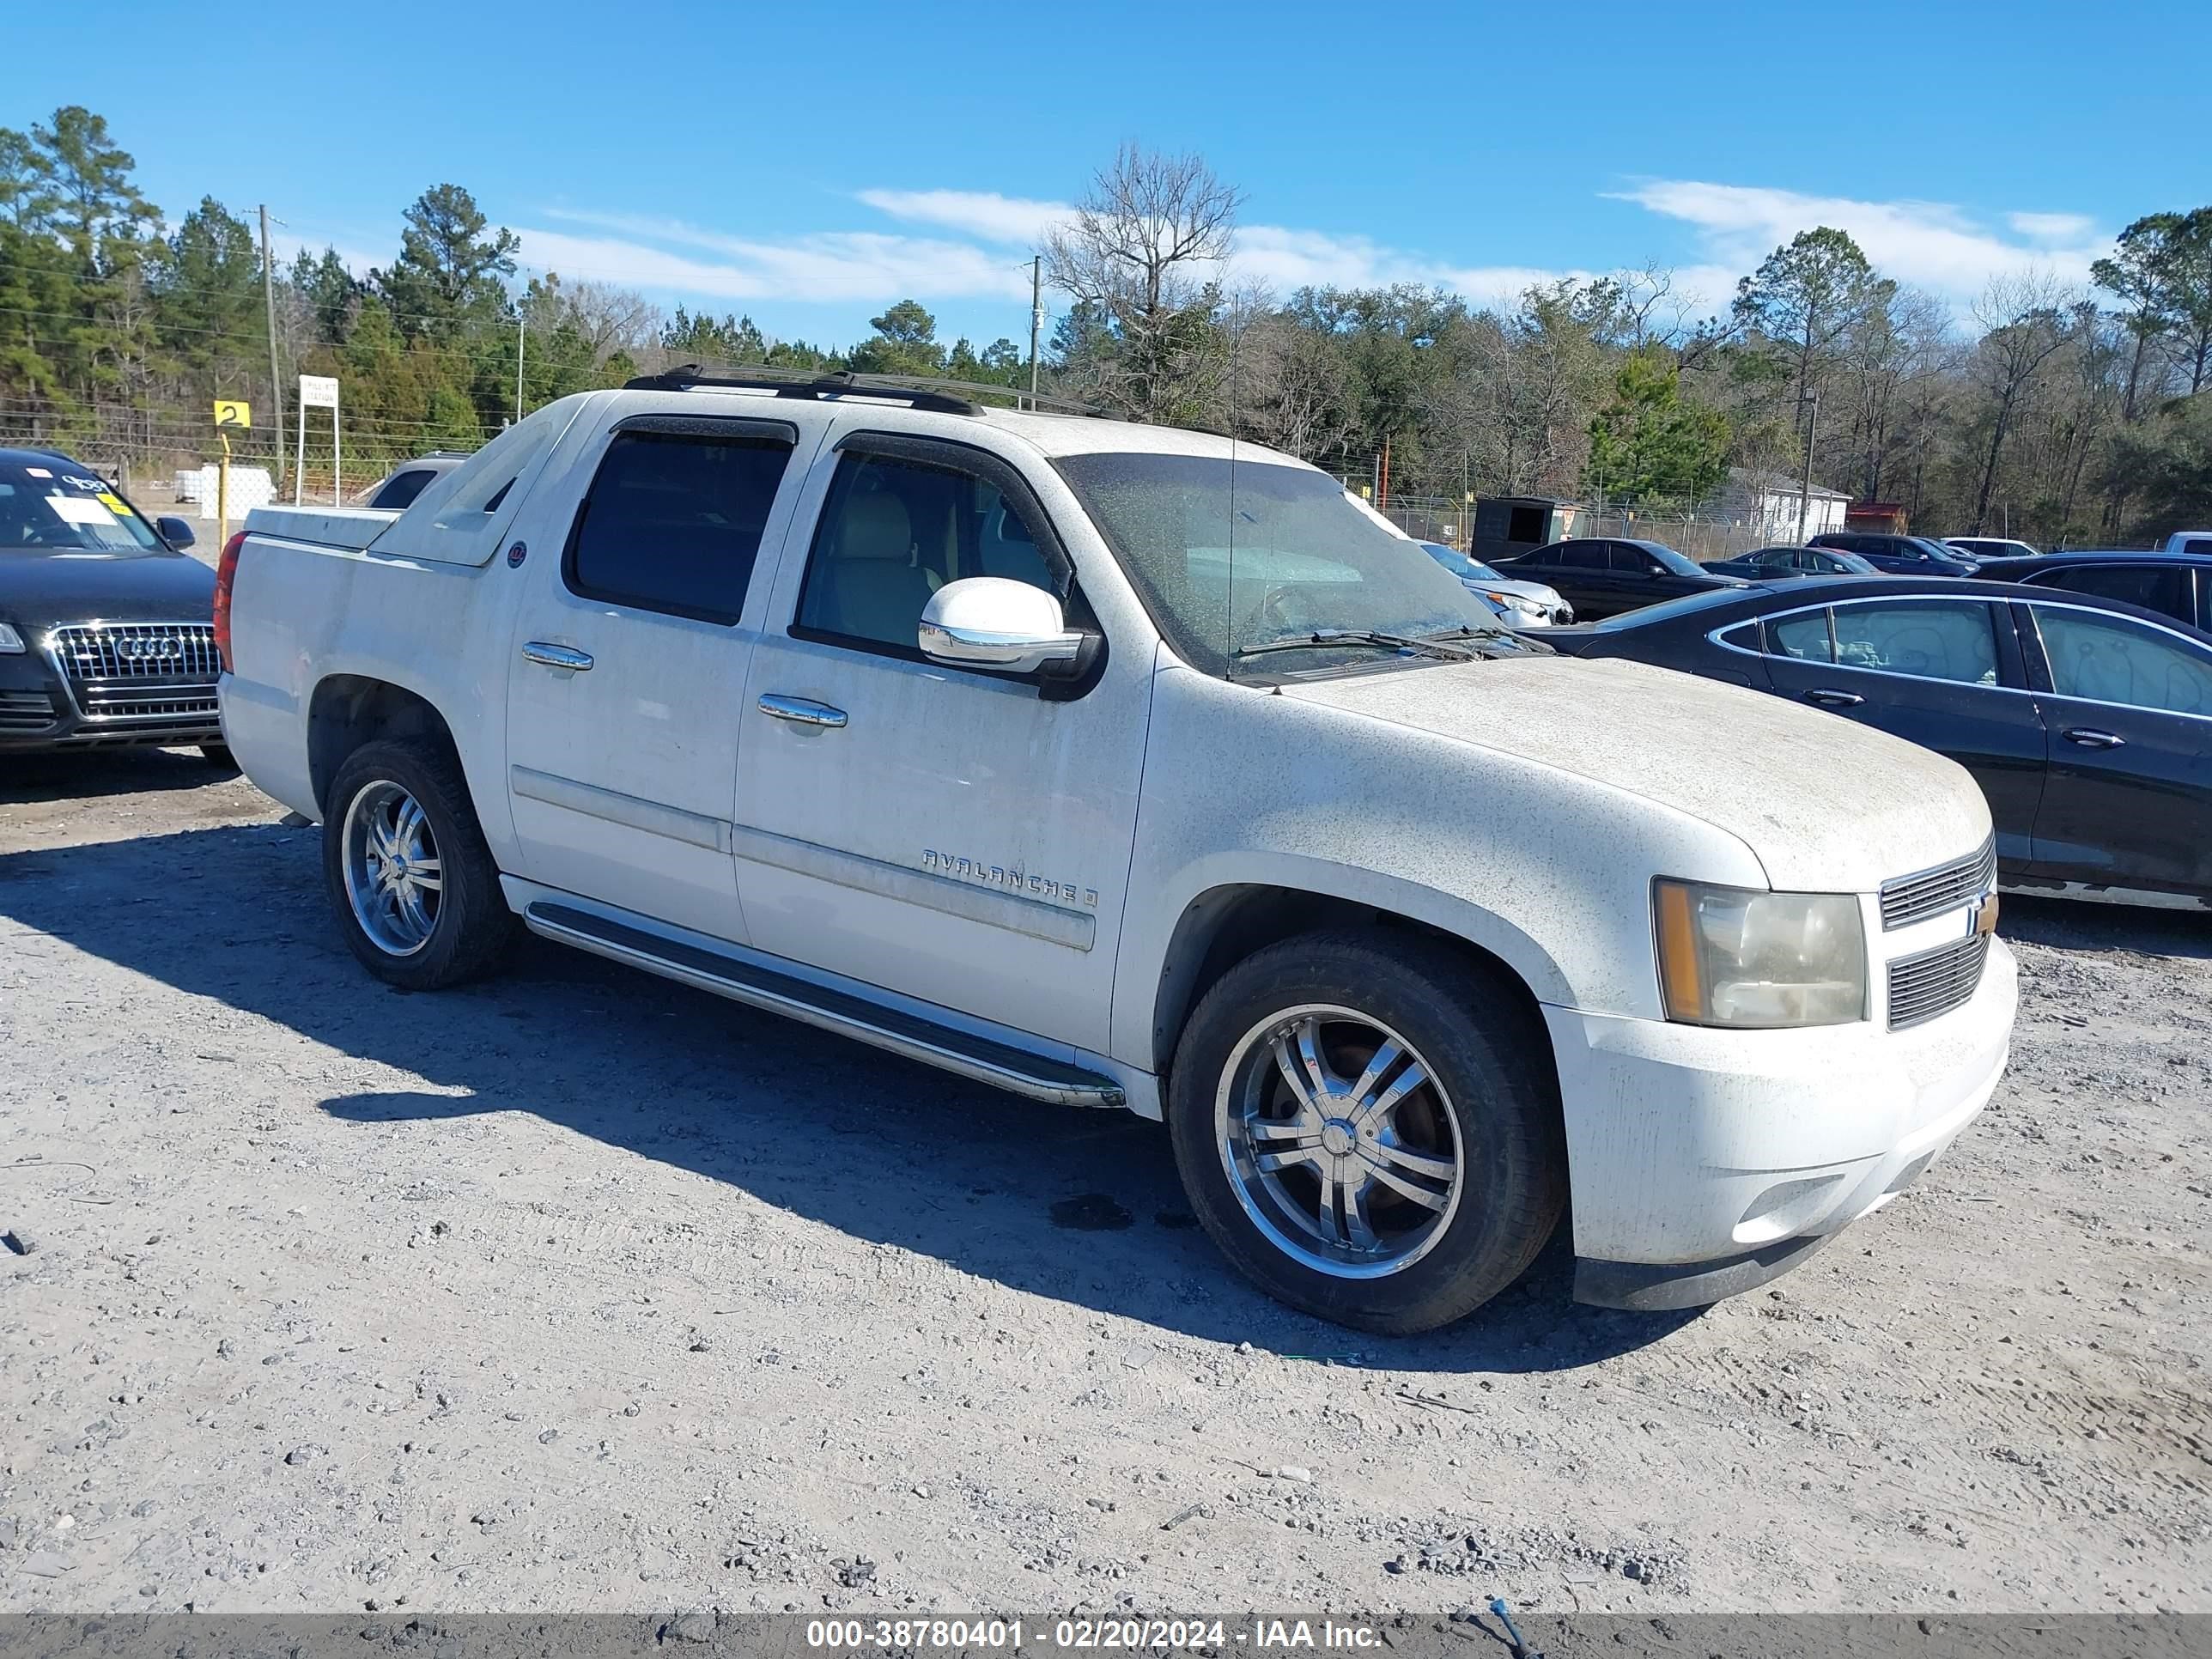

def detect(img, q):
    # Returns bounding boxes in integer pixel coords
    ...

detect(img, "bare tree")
[1044,143,1241,423]
[1966,272,2073,533]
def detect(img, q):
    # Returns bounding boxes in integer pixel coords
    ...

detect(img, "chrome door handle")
[2063,727,2124,749]
[758,694,847,729]
[1803,687,1864,708]
[522,641,593,672]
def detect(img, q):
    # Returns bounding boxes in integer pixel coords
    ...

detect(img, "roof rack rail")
[623,362,1105,418]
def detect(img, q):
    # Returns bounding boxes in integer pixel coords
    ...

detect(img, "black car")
[1702,544,1879,580]
[1808,531,1980,577]
[1530,576,2212,906]
[0,447,228,758]
[1966,550,2211,634]
[1492,537,1748,619]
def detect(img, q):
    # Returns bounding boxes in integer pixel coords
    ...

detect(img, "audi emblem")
[116,635,185,662]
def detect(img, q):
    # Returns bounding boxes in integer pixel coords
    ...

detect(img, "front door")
[2021,599,2212,895]
[503,413,814,940]
[1757,595,2048,866]
[733,430,1151,1054]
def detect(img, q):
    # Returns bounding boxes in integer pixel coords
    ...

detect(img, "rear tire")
[1167,929,1565,1334]
[322,738,515,991]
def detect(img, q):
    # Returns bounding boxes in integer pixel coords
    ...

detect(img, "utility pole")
[516,317,526,423]
[260,204,283,491]
[1027,255,1042,409]
[1796,388,1822,543]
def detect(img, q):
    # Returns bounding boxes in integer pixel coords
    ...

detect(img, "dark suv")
[1808,532,1980,576]
[0,447,227,757]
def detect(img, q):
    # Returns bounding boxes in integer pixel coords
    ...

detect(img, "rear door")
[1758,595,2048,865]
[2019,599,2212,895]
[1538,541,1618,615]
[502,411,818,940]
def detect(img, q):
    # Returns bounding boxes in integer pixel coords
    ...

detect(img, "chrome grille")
[52,622,221,684]
[1887,933,1989,1030]
[1880,838,1996,931]
[0,690,55,732]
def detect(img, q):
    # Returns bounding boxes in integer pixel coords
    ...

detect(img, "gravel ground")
[0,750,2207,1616]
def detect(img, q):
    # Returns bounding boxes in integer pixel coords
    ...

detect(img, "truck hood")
[1284,655,1990,893]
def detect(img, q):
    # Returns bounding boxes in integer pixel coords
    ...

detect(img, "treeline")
[1039,149,2212,544]
[0,106,1029,474]
[3,108,2208,542]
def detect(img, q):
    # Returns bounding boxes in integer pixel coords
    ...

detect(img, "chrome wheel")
[340,779,443,957]
[1214,1004,1465,1279]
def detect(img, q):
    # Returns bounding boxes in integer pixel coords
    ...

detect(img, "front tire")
[322,739,515,990]
[1167,930,1565,1334]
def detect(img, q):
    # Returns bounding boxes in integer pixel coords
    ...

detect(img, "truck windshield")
[0,462,162,553]
[1054,452,1512,676]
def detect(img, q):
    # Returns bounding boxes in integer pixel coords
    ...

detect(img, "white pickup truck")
[216,371,2016,1332]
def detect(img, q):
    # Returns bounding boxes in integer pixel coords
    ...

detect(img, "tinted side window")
[1832,601,1998,684]
[1609,543,1662,574]
[2182,538,2212,557]
[2034,608,2212,714]
[566,431,792,623]
[2039,563,2191,623]
[1767,609,1833,660]
[796,452,1053,653]
[1553,542,1607,569]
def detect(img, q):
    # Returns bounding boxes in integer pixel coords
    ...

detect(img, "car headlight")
[1486,591,1544,618]
[0,622,25,654]
[1653,878,1866,1028]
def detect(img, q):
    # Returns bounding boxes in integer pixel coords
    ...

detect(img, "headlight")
[1486,591,1543,617]
[1653,878,1866,1028]
[0,622,24,654]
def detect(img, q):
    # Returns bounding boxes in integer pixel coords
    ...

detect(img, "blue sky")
[15,0,2210,349]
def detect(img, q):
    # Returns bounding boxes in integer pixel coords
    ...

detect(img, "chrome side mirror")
[919,577,1085,676]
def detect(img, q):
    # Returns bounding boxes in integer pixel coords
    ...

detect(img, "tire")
[321,738,515,991]
[1167,929,1565,1334]
[198,744,237,769]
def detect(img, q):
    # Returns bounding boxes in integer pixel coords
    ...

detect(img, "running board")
[522,902,1126,1109]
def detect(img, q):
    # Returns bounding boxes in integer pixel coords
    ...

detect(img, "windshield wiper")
[1232,628,1483,664]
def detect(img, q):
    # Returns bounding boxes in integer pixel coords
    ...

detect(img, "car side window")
[1611,544,1662,574]
[1832,601,1999,685]
[2183,538,2212,557]
[2033,607,2212,715]
[1553,542,1606,569]
[795,451,1054,653]
[1766,609,1833,661]
[2039,563,2192,624]
[566,429,794,624]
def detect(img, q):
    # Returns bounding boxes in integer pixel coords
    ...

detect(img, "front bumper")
[1546,937,2016,1305]
[0,625,223,752]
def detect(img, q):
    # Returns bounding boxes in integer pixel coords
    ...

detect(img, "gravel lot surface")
[1,750,2207,1616]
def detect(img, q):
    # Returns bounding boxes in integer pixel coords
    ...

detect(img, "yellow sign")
[214,400,252,428]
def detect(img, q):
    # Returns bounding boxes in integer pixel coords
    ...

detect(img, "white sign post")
[295,374,341,505]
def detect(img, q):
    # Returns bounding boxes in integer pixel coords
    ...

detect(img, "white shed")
[1722,466,1850,541]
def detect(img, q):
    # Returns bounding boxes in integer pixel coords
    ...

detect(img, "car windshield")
[0,461,162,553]
[1055,452,1517,675]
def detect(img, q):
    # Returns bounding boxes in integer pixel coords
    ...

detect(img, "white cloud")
[1611,179,2109,299]
[514,215,1035,306]
[2009,210,2097,243]
[854,188,1068,246]
[503,178,2112,331]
